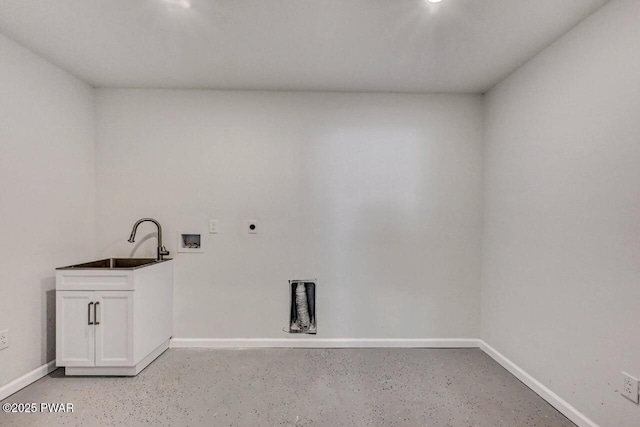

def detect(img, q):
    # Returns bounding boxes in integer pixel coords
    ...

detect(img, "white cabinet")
[56,259,172,376]
[56,291,134,368]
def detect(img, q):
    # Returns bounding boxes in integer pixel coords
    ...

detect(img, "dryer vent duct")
[289,280,316,334]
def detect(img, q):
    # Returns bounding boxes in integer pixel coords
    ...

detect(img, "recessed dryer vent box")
[289,280,316,334]
[177,231,203,253]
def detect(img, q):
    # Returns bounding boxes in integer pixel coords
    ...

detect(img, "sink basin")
[57,258,169,270]
[56,257,173,291]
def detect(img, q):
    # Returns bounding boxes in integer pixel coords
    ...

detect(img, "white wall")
[95,90,483,340]
[481,0,640,425]
[0,34,95,388]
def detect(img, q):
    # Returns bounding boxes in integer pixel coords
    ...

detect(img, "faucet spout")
[127,218,170,261]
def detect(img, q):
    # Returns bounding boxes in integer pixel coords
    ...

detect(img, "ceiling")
[0,0,608,93]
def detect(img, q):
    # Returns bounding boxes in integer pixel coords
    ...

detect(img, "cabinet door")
[94,291,134,366]
[56,291,95,367]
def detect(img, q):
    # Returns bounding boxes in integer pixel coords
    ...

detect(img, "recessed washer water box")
[177,231,203,253]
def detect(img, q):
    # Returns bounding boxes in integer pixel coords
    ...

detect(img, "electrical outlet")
[0,329,8,350]
[209,220,218,234]
[621,372,639,404]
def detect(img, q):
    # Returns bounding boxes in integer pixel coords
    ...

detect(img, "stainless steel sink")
[57,258,170,270]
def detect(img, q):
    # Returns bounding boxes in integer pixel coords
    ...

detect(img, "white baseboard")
[0,360,56,402]
[479,341,598,427]
[170,338,481,349]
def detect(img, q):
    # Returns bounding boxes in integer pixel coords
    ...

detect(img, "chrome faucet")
[128,218,170,261]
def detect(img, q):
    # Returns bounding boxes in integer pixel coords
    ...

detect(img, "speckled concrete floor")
[0,348,574,427]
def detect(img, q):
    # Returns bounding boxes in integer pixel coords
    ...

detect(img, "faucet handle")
[159,246,170,256]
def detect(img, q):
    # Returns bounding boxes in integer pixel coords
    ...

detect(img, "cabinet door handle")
[88,302,94,325]
[94,302,100,325]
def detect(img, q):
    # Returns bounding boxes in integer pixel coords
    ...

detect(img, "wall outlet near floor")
[621,372,639,404]
[0,329,8,350]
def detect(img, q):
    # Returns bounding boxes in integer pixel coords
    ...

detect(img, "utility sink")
[55,257,173,376]
[57,258,169,270]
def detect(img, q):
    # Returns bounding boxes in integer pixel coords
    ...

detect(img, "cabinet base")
[64,339,170,376]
